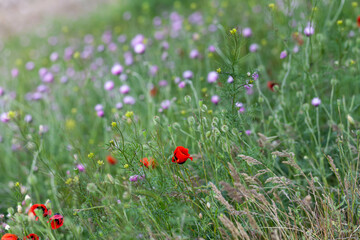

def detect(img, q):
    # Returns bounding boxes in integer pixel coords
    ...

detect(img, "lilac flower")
[245,130,252,136]
[37,85,48,93]
[159,80,168,87]
[304,23,314,37]
[161,100,171,109]
[42,72,54,83]
[50,52,59,62]
[129,175,138,182]
[25,62,35,70]
[131,34,144,48]
[293,46,299,53]
[116,102,123,109]
[311,97,321,107]
[104,81,115,91]
[123,96,136,105]
[207,71,218,83]
[249,43,259,52]
[178,81,186,88]
[97,45,105,52]
[24,114,33,123]
[76,164,85,172]
[252,72,259,81]
[84,34,94,44]
[227,76,234,83]
[119,85,130,94]
[239,107,245,113]
[108,42,117,52]
[11,68,19,78]
[161,41,169,50]
[153,16,162,26]
[111,64,123,75]
[183,70,193,79]
[174,77,181,84]
[134,43,146,54]
[60,76,68,83]
[39,68,47,78]
[0,113,10,123]
[211,95,220,105]
[189,49,200,59]
[149,65,158,76]
[242,27,252,37]
[280,50,287,59]
[236,102,243,108]
[117,34,127,43]
[94,104,103,112]
[129,174,145,182]
[208,45,216,52]
[97,110,105,117]
[124,52,134,66]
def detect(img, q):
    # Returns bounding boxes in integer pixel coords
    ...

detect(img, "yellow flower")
[124,164,129,169]
[8,111,16,119]
[111,122,117,128]
[337,20,343,25]
[65,119,76,130]
[216,68,221,73]
[15,59,23,66]
[97,160,104,166]
[88,152,94,159]
[229,28,237,35]
[190,2,197,9]
[62,26,69,33]
[201,87,208,93]
[125,111,134,118]
[268,3,275,10]
[65,178,72,185]
[208,110,213,114]
[181,110,186,115]
[352,2,358,7]
[73,51,80,59]
[15,182,20,187]
[73,176,79,183]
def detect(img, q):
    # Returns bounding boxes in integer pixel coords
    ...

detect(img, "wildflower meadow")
[0,0,360,239]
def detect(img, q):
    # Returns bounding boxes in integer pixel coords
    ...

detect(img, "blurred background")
[0,0,116,39]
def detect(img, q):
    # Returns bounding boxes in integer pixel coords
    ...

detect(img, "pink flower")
[134,43,146,54]
[119,85,130,94]
[123,96,136,105]
[211,95,220,105]
[280,50,287,59]
[111,64,123,75]
[311,97,321,107]
[207,71,218,83]
[183,70,193,79]
[242,27,252,37]
[104,81,114,91]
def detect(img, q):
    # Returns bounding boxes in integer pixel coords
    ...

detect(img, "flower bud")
[184,95,192,103]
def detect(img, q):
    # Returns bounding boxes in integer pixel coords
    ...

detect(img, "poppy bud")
[184,95,192,103]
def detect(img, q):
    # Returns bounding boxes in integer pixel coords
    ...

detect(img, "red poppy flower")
[357,16,360,27]
[48,213,64,230]
[1,234,19,240]
[28,204,49,221]
[106,155,117,165]
[23,234,39,240]
[140,157,156,169]
[172,146,193,164]
[267,81,279,91]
